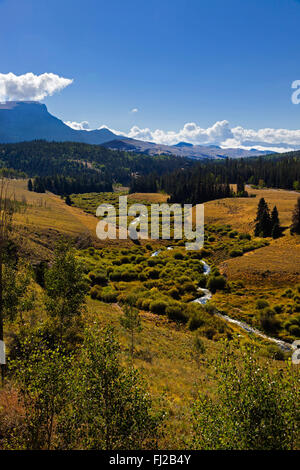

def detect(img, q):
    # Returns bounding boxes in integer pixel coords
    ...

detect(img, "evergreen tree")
[236,179,248,197]
[254,198,271,237]
[65,195,72,206]
[271,206,281,239]
[27,179,33,191]
[291,197,300,234]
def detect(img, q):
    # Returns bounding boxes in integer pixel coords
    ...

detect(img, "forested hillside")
[131,152,300,204]
[0,141,193,188]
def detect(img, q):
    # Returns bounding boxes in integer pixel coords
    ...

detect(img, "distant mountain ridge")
[0,101,270,159]
[0,101,117,145]
[102,138,270,159]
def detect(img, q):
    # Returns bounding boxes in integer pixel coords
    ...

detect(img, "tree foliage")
[191,342,300,450]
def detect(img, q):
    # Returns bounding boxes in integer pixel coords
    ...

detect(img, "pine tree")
[271,206,281,239]
[27,179,33,191]
[291,197,300,234]
[65,195,72,206]
[237,179,247,196]
[254,198,271,237]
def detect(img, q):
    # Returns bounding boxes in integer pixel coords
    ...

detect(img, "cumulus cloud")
[92,120,300,153]
[0,72,73,101]
[131,108,139,113]
[65,120,90,131]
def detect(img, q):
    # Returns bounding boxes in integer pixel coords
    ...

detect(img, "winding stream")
[152,247,294,352]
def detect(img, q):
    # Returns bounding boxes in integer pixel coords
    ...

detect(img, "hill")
[103,137,270,159]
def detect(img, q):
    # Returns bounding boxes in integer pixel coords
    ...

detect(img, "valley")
[1,176,299,449]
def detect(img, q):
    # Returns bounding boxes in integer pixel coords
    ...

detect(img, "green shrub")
[207,275,226,292]
[169,287,180,299]
[188,310,206,331]
[88,270,108,286]
[90,286,101,299]
[266,345,285,361]
[138,272,147,281]
[100,288,119,303]
[282,288,293,298]
[273,304,284,314]
[260,308,280,333]
[166,305,187,323]
[141,298,151,310]
[174,252,184,260]
[289,324,300,337]
[229,249,243,257]
[181,281,197,294]
[201,326,217,339]
[146,268,160,279]
[229,230,238,238]
[109,270,123,281]
[149,300,168,315]
[238,233,251,240]
[121,270,138,281]
[256,299,269,310]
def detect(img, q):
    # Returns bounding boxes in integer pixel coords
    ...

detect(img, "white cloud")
[65,120,90,131]
[93,121,300,153]
[120,120,234,146]
[0,72,73,101]
[131,108,139,113]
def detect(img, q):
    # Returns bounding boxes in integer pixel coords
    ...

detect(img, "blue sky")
[1,0,300,150]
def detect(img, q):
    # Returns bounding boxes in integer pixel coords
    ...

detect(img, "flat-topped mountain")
[0,101,117,145]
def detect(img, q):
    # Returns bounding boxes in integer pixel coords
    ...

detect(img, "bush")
[282,288,293,298]
[207,275,226,292]
[201,326,217,339]
[174,252,184,260]
[90,286,101,299]
[266,345,285,361]
[260,308,280,333]
[166,305,188,323]
[229,249,243,257]
[88,270,107,286]
[273,304,284,314]
[100,288,119,303]
[289,324,300,337]
[149,300,168,315]
[169,287,180,299]
[181,282,197,294]
[188,310,206,331]
[229,230,238,238]
[191,343,300,450]
[121,270,138,281]
[146,268,160,279]
[238,233,251,240]
[256,299,269,310]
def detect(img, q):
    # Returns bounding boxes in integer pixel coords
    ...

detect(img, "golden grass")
[203,186,300,285]
[204,185,299,232]
[219,232,300,285]
[128,192,169,203]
